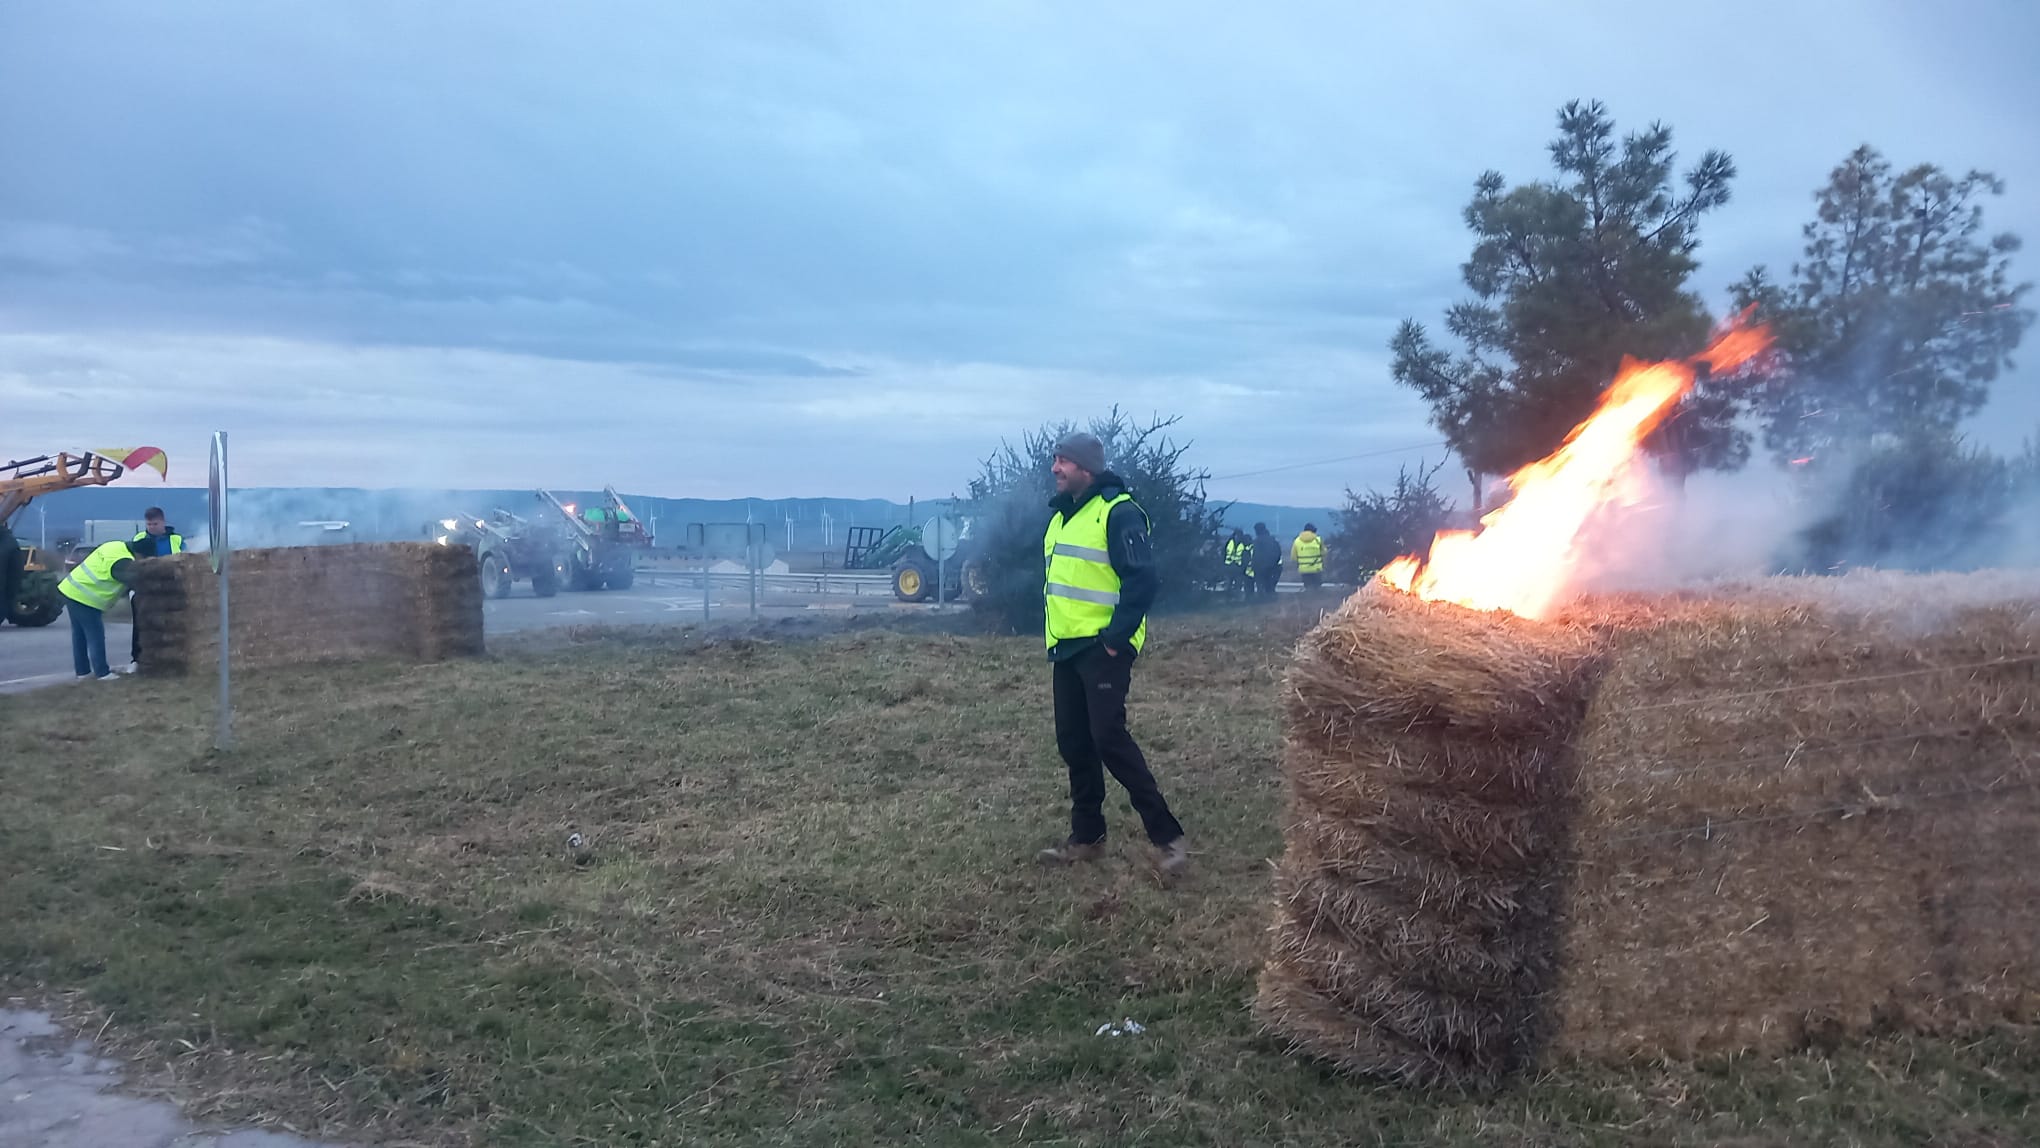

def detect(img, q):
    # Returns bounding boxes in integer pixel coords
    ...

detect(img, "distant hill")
[21,486,1337,556]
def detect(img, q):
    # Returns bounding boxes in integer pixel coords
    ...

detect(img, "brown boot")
[1037,837,1106,865]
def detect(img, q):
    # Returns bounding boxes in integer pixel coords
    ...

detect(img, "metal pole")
[702,554,711,622]
[935,516,946,612]
[748,529,760,619]
[211,431,232,752]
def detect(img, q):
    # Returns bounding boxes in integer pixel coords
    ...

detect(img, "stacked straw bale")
[132,543,483,673]
[1261,573,2040,1086]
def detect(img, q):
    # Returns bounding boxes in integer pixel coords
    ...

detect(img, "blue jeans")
[68,599,110,678]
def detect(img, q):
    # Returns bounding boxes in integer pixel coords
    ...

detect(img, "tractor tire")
[959,559,990,602]
[892,559,934,603]
[532,567,559,598]
[480,553,515,599]
[7,584,63,628]
[606,566,635,591]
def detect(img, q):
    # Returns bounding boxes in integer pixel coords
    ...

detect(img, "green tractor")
[846,515,988,603]
[428,509,565,599]
[1,522,66,628]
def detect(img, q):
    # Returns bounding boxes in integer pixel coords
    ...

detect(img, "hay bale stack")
[1260,590,1604,1086]
[1260,573,2040,1085]
[132,543,483,673]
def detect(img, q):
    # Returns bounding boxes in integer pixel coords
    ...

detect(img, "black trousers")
[1254,565,1281,597]
[1052,644,1184,847]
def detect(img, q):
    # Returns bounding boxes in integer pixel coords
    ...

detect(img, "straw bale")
[1270,870,1533,995]
[1254,964,1499,1089]
[131,543,483,673]
[1290,590,1605,738]
[1260,572,2040,1086]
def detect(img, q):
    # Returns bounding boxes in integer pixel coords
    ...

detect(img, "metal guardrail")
[632,568,895,595]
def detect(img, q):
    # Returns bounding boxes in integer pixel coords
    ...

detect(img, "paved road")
[0,581,919,695]
[0,619,130,695]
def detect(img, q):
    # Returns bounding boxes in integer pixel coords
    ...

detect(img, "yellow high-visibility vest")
[1043,493,1147,653]
[1224,539,1247,566]
[59,541,131,611]
[1293,532,1325,574]
[133,529,184,554]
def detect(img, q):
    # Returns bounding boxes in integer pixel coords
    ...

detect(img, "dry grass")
[4,599,2040,1146]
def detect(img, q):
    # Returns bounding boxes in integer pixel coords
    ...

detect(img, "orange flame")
[1378,319,1771,619]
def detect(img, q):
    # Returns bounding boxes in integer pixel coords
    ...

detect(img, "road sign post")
[207,431,232,751]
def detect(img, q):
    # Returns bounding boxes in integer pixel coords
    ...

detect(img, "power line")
[1209,442,1451,483]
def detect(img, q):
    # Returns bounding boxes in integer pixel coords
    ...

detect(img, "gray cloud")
[1,0,2035,507]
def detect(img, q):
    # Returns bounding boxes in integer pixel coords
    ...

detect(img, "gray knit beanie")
[1051,432,1106,476]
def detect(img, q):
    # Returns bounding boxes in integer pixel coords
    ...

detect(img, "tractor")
[2,449,168,628]
[845,514,988,603]
[429,509,566,598]
[538,487,650,590]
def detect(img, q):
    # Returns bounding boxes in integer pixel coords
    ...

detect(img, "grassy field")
[3,606,2037,1146]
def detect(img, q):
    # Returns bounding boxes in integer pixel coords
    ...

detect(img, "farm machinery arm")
[0,448,167,524]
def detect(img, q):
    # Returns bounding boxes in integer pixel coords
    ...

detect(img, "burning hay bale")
[132,543,484,673]
[1259,573,2040,1086]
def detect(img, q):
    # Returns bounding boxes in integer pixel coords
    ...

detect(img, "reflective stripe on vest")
[59,541,129,610]
[1043,493,1147,652]
[1294,534,1324,574]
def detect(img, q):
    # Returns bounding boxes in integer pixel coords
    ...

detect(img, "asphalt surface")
[2,1008,345,1148]
[0,578,920,695]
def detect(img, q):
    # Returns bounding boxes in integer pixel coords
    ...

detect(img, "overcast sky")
[3,0,2036,506]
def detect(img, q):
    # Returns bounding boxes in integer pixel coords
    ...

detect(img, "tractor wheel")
[959,559,989,602]
[532,566,559,598]
[7,581,63,628]
[606,565,635,591]
[892,559,934,603]
[480,553,515,599]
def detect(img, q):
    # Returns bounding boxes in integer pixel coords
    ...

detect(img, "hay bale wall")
[1261,575,2040,1086]
[131,543,483,673]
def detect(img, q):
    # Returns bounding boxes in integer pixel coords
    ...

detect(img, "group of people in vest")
[57,507,182,680]
[1222,521,1325,598]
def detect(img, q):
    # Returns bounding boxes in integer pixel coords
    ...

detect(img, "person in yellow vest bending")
[1291,523,1326,593]
[59,538,144,681]
[1035,431,1190,877]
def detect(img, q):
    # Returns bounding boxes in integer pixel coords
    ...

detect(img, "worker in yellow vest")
[1035,432,1189,877]
[131,507,185,556]
[126,507,184,668]
[58,538,144,680]
[1291,523,1326,593]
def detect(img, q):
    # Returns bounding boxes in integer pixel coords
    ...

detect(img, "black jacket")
[1046,472,1156,661]
[1251,532,1282,570]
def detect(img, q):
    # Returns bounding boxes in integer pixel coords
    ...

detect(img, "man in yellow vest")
[1036,432,1189,876]
[127,507,184,668]
[1291,522,1325,593]
[59,538,144,680]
